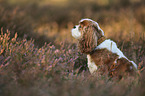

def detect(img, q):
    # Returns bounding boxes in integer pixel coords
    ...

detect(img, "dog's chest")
[87,55,98,74]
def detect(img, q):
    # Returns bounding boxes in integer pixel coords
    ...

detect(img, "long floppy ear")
[80,19,104,37]
[78,24,98,54]
[92,23,104,38]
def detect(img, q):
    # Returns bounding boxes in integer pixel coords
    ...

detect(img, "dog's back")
[90,40,138,79]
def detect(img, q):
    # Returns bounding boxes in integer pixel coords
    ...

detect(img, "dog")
[71,18,138,79]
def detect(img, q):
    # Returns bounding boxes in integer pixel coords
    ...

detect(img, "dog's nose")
[73,26,76,29]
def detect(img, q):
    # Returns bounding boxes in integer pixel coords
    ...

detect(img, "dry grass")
[0,0,145,96]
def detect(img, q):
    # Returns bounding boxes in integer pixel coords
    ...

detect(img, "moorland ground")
[0,0,145,96]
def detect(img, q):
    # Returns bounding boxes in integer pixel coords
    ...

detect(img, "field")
[0,0,145,96]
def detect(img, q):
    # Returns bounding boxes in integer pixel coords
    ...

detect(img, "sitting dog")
[71,18,138,79]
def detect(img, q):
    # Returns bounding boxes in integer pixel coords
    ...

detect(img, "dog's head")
[71,18,104,54]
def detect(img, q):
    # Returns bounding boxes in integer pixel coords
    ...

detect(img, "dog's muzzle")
[71,25,81,39]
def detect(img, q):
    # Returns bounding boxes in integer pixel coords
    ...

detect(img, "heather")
[0,0,145,96]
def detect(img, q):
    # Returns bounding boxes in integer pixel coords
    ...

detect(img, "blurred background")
[0,0,145,47]
[0,1,145,95]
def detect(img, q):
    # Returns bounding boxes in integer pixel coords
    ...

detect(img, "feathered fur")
[78,25,98,54]
[71,18,138,79]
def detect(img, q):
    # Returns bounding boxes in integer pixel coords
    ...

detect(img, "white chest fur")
[87,55,98,74]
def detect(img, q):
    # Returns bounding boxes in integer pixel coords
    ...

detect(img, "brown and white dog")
[71,18,138,79]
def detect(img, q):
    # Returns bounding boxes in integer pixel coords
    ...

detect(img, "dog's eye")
[79,26,81,28]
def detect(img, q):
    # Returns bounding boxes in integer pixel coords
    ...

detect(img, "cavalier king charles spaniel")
[71,18,138,79]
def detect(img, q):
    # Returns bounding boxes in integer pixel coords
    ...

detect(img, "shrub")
[0,28,88,95]
[0,28,144,96]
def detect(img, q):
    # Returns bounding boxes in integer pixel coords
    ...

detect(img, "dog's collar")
[97,36,106,46]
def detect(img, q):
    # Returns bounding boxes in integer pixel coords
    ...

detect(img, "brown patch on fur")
[90,48,137,80]
[90,49,118,69]
[80,20,91,27]
[78,25,98,54]
[78,20,105,54]
[97,36,106,46]
[79,20,103,39]
[109,58,137,79]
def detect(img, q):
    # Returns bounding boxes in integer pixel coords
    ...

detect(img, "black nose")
[73,26,76,29]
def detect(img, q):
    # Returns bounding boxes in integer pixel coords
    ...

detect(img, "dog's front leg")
[87,55,98,74]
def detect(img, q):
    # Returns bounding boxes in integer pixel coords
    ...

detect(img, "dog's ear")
[91,21,104,39]
[80,19,104,38]
[78,23,98,54]
[80,20,90,27]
